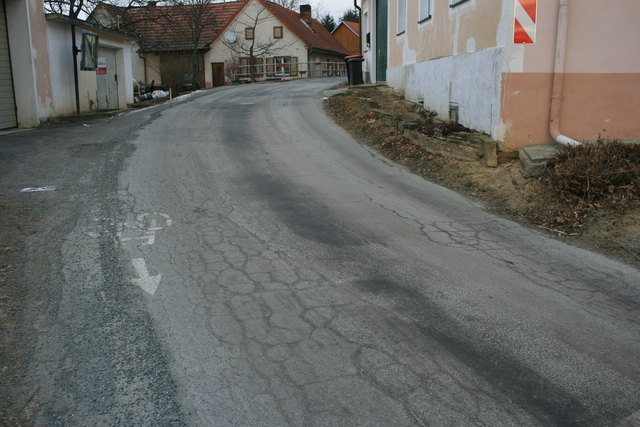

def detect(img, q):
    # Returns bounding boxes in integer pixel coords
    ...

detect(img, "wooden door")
[211,62,225,87]
[96,47,119,110]
[375,0,388,82]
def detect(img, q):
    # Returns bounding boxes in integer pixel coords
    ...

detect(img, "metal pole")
[71,25,80,114]
[354,0,362,55]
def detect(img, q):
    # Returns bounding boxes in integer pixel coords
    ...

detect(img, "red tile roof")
[261,0,349,56]
[131,2,246,52]
[341,20,360,37]
[91,1,246,52]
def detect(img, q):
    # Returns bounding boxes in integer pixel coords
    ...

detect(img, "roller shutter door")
[0,0,16,129]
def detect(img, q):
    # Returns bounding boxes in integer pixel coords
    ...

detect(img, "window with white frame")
[397,0,406,35]
[419,0,432,22]
[275,56,291,76]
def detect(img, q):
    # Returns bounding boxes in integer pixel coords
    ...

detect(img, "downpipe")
[354,0,362,55]
[549,0,581,146]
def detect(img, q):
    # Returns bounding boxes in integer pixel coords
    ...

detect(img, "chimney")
[300,4,312,25]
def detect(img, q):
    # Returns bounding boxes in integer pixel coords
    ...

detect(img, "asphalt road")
[1,79,639,426]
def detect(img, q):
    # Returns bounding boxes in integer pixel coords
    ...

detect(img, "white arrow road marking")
[131,258,161,295]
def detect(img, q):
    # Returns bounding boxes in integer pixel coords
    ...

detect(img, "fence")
[229,61,346,81]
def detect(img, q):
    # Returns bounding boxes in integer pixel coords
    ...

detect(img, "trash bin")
[344,54,364,86]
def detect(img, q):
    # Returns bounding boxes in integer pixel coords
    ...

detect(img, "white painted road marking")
[117,212,172,245]
[131,258,161,295]
[21,186,56,192]
[137,212,172,228]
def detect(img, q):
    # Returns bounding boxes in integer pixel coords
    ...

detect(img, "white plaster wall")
[47,22,134,115]
[205,0,308,84]
[387,47,504,138]
[5,0,40,126]
[360,1,373,81]
[47,23,99,114]
[46,21,76,115]
[131,42,146,85]
[141,53,161,86]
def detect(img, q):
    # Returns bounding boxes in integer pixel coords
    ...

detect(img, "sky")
[309,0,356,20]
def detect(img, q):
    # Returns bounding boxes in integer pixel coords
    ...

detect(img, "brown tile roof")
[91,1,246,52]
[261,0,350,56]
[341,20,360,37]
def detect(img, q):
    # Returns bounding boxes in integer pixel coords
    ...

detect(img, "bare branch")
[221,3,293,81]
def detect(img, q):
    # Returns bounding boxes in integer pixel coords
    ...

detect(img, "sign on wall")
[514,0,537,44]
[96,57,107,75]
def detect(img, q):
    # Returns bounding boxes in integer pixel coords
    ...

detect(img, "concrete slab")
[519,144,561,177]
[521,144,561,162]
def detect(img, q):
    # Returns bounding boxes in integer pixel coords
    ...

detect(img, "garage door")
[0,0,17,129]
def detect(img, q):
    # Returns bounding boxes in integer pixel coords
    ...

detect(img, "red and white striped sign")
[514,0,537,44]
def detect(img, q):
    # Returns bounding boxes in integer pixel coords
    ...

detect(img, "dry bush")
[421,117,471,137]
[545,142,640,205]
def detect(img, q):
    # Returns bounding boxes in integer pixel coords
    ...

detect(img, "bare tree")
[46,0,147,20]
[165,0,216,89]
[310,1,329,20]
[222,4,291,82]
[269,0,298,10]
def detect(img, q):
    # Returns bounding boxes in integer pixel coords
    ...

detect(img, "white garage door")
[0,0,17,129]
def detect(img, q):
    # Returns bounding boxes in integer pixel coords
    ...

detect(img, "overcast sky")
[309,0,356,20]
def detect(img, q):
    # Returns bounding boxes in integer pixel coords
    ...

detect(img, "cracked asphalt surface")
[1,79,639,426]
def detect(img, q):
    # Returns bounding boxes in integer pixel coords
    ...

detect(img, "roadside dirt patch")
[0,200,42,422]
[324,86,640,267]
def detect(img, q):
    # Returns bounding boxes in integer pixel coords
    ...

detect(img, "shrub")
[545,141,640,204]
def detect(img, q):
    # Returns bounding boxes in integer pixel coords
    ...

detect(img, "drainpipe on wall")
[549,0,580,146]
[137,50,148,86]
[71,25,80,114]
[354,0,362,55]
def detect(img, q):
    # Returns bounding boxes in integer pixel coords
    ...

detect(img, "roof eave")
[45,13,138,40]
[308,46,349,58]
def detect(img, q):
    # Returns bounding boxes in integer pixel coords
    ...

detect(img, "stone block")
[481,139,498,168]
[519,144,561,177]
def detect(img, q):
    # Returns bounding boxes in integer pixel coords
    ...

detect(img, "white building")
[1,0,135,129]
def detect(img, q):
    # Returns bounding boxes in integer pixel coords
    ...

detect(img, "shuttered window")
[266,57,275,76]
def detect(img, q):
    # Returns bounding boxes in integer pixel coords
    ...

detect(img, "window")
[245,27,254,40]
[275,56,291,76]
[419,0,432,22]
[239,57,250,76]
[363,11,369,51]
[450,0,470,8]
[273,26,283,39]
[397,0,406,35]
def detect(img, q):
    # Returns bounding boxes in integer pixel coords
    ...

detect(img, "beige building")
[360,0,640,149]
[1,0,135,129]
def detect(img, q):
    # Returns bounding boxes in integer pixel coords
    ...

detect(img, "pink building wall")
[500,0,640,148]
